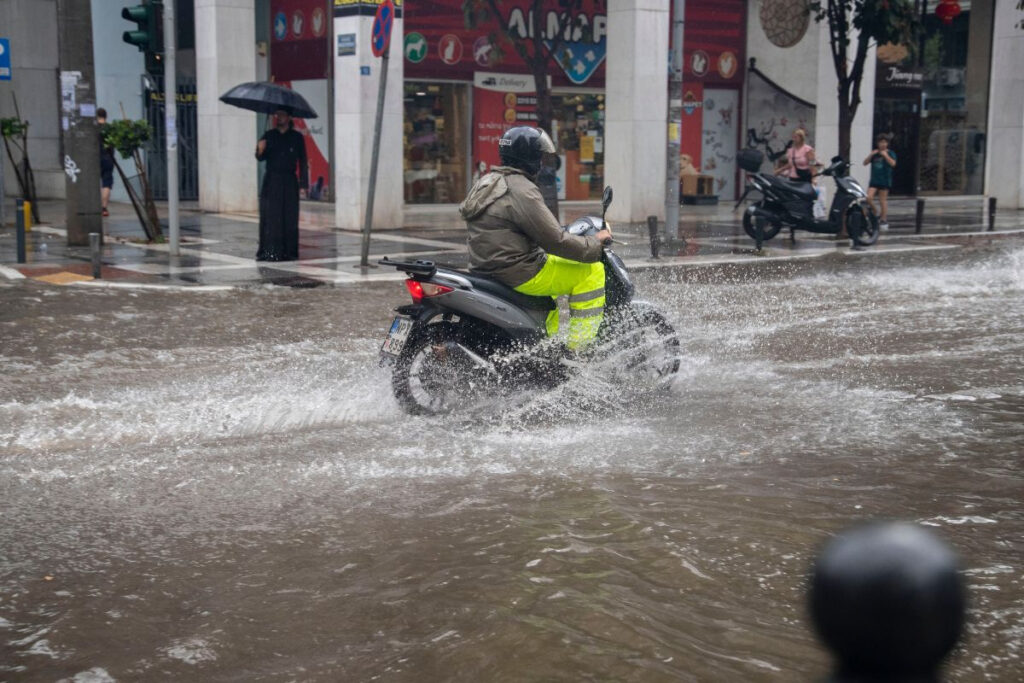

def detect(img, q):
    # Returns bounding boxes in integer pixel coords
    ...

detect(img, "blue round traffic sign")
[371,0,395,58]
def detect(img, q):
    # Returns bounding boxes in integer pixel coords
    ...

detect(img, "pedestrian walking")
[776,128,816,182]
[255,109,308,261]
[864,135,896,231]
[97,108,115,218]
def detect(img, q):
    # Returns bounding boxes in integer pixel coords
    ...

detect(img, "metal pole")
[16,199,26,263]
[647,215,659,259]
[326,0,336,203]
[164,0,179,255]
[0,144,5,231]
[89,232,101,278]
[915,197,924,234]
[360,49,389,268]
[665,0,684,244]
[987,196,996,231]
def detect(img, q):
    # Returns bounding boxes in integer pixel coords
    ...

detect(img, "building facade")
[3,0,1023,222]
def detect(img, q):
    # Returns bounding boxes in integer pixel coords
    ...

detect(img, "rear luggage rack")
[378,257,437,278]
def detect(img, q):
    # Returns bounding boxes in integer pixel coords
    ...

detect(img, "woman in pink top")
[777,129,816,182]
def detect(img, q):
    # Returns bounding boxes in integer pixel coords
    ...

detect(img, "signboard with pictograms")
[271,0,329,81]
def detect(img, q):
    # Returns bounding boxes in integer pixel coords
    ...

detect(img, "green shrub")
[102,119,152,159]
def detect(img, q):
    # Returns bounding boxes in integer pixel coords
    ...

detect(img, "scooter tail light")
[405,279,452,303]
[405,279,424,303]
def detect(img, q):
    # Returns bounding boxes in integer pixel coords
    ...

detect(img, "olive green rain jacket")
[459,166,604,288]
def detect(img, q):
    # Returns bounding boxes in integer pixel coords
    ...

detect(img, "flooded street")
[2,245,1022,681]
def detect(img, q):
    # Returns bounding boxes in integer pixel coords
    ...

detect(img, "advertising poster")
[702,89,739,199]
[680,83,704,174]
[271,2,331,199]
[274,80,331,200]
[472,72,537,175]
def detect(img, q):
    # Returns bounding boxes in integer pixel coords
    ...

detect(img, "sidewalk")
[1,194,1021,289]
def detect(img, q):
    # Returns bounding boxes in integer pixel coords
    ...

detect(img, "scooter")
[738,149,880,248]
[378,187,680,415]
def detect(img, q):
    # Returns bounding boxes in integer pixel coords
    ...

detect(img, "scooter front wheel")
[600,302,681,384]
[743,209,783,242]
[847,202,880,246]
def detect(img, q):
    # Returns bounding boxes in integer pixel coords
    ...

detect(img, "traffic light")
[122,1,164,74]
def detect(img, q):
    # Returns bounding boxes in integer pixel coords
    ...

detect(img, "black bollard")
[915,198,925,234]
[810,522,966,682]
[647,215,660,259]
[90,233,102,279]
[16,199,26,264]
[988,196,996,232]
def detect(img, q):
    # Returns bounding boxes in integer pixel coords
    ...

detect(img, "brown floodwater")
[1,245,1022,681]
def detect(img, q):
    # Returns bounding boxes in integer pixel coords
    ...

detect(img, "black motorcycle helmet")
[498,126,556,177]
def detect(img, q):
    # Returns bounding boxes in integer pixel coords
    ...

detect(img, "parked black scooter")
[378,187,680,415]
[738,148,880,248]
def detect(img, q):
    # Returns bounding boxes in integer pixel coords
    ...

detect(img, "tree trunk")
[838,100,853,166]
[133,148,163,240]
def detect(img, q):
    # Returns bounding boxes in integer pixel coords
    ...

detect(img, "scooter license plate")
[380,316,414,357]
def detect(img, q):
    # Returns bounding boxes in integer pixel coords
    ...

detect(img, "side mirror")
[602,186,613,211]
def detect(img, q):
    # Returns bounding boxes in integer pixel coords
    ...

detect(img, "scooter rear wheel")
[847,202,880,246]
[392,324,493,415]
[743,209,783,242]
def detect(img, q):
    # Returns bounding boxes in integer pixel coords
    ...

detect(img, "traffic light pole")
[164,0,179,255]
[57,0,103,246]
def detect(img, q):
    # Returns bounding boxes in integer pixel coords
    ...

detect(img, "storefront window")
[916,1,992,195]
[403,82,469,204]
[550,94,605,201]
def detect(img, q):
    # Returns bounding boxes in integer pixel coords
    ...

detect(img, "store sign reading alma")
[504,7,608,85]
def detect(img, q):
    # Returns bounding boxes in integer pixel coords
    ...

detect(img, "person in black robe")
[255,109,308,261]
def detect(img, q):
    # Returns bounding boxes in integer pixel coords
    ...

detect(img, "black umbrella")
[219,81,318,119]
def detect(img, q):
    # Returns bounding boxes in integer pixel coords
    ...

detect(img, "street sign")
[338,33,356,57]
[371,0,394,58]
[0,38,11,81]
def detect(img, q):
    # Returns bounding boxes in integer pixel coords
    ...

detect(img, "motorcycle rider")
[459,126,612,352]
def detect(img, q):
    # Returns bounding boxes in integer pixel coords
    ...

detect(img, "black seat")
[458,271,555,311]
[766,175,817,200]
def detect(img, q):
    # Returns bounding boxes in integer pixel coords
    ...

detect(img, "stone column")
[604,0,669,223]
[814,21,876,188]
[333,9,403,231]
[985,0,1024,208]
[196,0,257,213]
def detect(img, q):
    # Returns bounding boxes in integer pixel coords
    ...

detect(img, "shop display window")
[403,82,469,204]
[551,93,605,201]
[915,3,992,195]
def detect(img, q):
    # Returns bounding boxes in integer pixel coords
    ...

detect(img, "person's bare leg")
[878,188,889,224]
[866,186,878,215]
[101,187,111,211]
